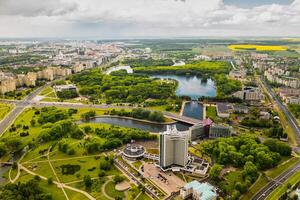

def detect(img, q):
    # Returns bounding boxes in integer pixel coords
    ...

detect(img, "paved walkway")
[101,178,114,200]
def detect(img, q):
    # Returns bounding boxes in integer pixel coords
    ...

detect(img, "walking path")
[18,164,96,200]
[47,147,70,200]
[101,178,114,200]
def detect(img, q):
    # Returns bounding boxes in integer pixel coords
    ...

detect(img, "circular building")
[122,144,145,160]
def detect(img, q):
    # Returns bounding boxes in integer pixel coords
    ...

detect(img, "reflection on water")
[151,75,216,100]
[80,117,191,132]
[183,101,203,120]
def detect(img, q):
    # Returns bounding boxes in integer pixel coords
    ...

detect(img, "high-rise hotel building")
[159,125,189,169]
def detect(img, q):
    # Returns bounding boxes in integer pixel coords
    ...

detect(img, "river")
[80,117,191,132]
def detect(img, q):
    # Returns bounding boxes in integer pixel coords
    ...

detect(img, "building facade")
[159,125,189,169]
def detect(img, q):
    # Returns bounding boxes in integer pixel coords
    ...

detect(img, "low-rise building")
[189,118,232,140]
[216,103,232,118]
[233,87,263,101]
[232,105,249,114]
[53,84,77,92]
[180,181,217,200]
[122,144,145,161]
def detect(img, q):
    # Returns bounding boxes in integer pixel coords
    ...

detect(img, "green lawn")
[0,103,13,120]
[132,160,143,170]
[68,178,109,200]
[65,188,90,200]
[206,106,217,121]
[17,172,66,200]
[2,108,43,145]
[39,87,54,96]
[52,156,120,183]
[105,180,125,199]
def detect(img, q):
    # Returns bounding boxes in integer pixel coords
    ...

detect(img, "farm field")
[228,44,288,51]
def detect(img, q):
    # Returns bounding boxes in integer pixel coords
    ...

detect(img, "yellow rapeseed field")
[228,44,288,51]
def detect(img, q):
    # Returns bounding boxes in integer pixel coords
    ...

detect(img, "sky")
[0,0,300,38]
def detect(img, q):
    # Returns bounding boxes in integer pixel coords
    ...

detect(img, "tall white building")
[159,125,189,169]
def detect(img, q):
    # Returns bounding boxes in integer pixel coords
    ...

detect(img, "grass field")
[105,181,125,199]
[228,44,288,51]
[206,106,218,121]
[0,103,13,120]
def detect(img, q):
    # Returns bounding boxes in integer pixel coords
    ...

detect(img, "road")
[260,76,300,143]
[0,55,123,136]
[252,77,300,200]
[253,161,300,200]
[0,83,50,135]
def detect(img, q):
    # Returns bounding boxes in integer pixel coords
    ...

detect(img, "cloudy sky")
[0,0,299,38]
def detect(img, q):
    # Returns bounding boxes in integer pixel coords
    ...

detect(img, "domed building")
[122,144,145,161]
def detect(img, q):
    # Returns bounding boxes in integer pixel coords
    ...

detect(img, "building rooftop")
[123,144,145,158]
[184,181,217,200]
[216,103,232,113]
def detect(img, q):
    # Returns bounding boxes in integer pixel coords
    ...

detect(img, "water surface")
[151,75,216,100]
[80,117,191,132]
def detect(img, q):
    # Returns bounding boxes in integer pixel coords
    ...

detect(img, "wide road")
[252,77,300,200]
[253,161,300,200]
[0,83,50,135]
[261,76,300,143]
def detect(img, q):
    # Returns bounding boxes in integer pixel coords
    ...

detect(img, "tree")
[242,161,258,183]
[47,177,53,185]
[0,142,7,158]
[83,175,92,189]
[81,111,96,121]
[209,164,222,181]
[113,175,125,184]
[30,119,36,127]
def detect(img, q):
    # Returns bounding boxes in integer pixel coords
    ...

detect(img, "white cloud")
[0,0,299,37]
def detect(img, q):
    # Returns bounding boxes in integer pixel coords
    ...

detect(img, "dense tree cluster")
[265,125,286,138]
[58,139,76,155]
[214,74,242,97]
[123,58,174,67]
[133,61,231,77]
[56,90,78,99]
[110,108,165,122]
[143,98,183,112]
[39,120,84,142]
[83,126,155,154]
[0,179,52,200]
[201,135,288,170]
[263,139,292,156]
[81,111,96,120]
[70,70,176,103]
[37,107,69,124]
[241,117,273,128]
[205,135,290,199]
[288,104,300,119]
[0,139,22,157]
